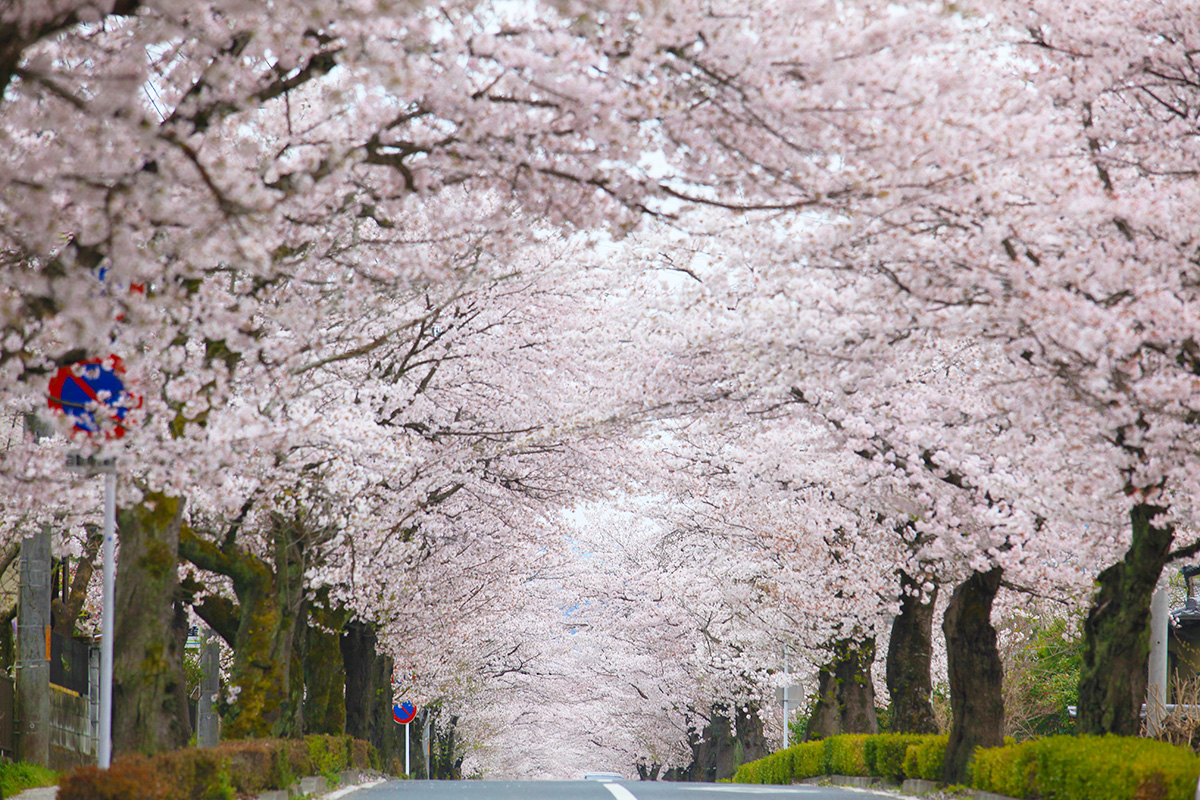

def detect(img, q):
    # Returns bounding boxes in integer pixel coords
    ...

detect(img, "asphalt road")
[340,779,902,800]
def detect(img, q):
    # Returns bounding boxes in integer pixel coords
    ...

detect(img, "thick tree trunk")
[1077,502,1173,736]
[302,598,348,735]
[341,620,400,770]
[112,493,192,755]
[942,568,1004,785]
[681,703,768,782]
[179,519,306,739]
[887,571,939,733]
[806,637,879,740]
[807,663,842,740]
[839,638,879,734]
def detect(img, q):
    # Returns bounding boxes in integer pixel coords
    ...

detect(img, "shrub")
[826,734,870,776]
[864,734,944,783]
[59,735,372,800]
[306,734,349,776]
[733,733,952,786]
[791,741,825,779]
[731,740,826,784]
[971,735,1200,800]
[59,757,167,800]
[902,735,948,781]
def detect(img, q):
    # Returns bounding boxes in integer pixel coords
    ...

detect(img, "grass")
[0,760,60,796]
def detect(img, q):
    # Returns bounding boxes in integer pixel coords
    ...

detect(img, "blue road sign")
[393,701,416,725]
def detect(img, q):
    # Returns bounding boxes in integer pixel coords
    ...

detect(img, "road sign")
[65,452,117,474]
[776,685,803,705]
[393,701,416,725]
[48,356,140,438]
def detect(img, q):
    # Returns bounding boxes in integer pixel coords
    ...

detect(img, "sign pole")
[393,700,417,774]
[98,470,116,768]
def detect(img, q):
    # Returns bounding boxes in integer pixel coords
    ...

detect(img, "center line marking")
[602,782,640,800]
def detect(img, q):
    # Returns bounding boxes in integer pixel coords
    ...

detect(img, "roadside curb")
[255,768,389,800]
[795,774,1020,800]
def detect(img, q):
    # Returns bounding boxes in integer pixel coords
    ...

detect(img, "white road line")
[601,782,642,800]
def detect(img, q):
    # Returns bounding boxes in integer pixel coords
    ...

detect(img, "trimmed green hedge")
[732,734,946,785]
[865,734,943,783]
[903,734,947,781]
[971,735,1200,800]
[735,731,1200,799]
[58,734,375,800]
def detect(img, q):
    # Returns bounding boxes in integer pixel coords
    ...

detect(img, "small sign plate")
[65,452,117,475]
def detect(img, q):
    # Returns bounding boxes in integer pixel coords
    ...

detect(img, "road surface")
[339,779,903,800]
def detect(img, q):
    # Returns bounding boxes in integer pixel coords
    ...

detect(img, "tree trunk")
[342,620,400,770]
[303,597,348,735]
[887,570,939,733]
[678,703,768,781]
[112,493,192,756]
[806,637,879,739]
[1077,501,1174,735]
[807,662,842,740]
[942,568,1004,785]
[429,713,463,780]
[0,538,21,671]
[179,518,307,739]
[52,525,102,637]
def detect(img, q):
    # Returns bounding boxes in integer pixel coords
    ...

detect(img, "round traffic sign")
[48,356,140,438]
[393,701,416,725]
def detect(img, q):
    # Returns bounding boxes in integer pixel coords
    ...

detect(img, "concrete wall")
[50,684,94,772]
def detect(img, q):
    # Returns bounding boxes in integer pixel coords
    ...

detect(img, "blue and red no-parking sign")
[393,701,416,725]
[48,356,141,438]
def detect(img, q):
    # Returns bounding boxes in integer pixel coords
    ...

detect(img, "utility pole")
[1147,583,1169,737]
[17,530,50,766]
[197,631,220,747]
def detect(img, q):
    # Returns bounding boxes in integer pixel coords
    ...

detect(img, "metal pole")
[782,651,790,749]
[98,470,116,769]
[405,722,410,776]
[1147,584,1168,738]
[783,690,790,749]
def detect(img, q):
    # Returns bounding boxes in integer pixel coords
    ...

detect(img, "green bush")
[792,741,825,778]
[826,734,869,776]
[0,761,59,796]
[903,735,948,781]
[863,734,944,783]
[971,735,1200,800]
[734,734,943,785]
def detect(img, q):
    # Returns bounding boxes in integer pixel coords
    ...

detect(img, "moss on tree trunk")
[341,620,400,770]
[112,492,192,756]
[806,637,879,740]
[1076,502,1173,736]
[179,517,307,739]
[301,595,348,735]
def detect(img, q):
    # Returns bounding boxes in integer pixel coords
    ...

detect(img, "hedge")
[732,734,946,785]
[971,735,1200,800]
[735,731,1200,799]
[58,734,375,800]
[903,734,947,781]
